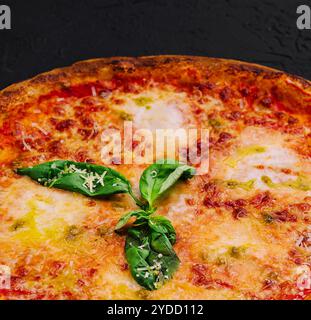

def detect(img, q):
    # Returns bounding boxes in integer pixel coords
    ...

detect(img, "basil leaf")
[115,210,148,230]
[124,215,179,290]
[150,231,175,256]
[125,227,155,290]
[16,160,131,197]
[139,160,195,208]
[148,216,176,244]
[125,225,180,290]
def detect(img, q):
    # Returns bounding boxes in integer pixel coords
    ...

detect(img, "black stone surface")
[0,0,310,90]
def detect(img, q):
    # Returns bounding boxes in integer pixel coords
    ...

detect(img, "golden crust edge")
[1,55,311,113]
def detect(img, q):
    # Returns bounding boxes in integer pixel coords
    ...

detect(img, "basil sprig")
[115,160,195,290]
[16,159,195,290]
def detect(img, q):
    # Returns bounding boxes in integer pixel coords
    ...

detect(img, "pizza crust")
[1,55,311,115]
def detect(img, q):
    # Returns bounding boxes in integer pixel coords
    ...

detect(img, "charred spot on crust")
[139,58,158,67]
[31,72,66,85]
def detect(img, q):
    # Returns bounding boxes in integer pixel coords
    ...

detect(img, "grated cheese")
[31,122,49,136]
[91,86,97,97]
[21,131,33,152]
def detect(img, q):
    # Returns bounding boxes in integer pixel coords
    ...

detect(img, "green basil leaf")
[148,216,176,244]
[150,231,175,256]
[125,225,180,290]
[115,210,148,230]
[16,160,131,197]
[125,228,155,290]
[139,160,195,208]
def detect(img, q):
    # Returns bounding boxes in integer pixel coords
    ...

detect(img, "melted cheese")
[221,128,308,195]
[114,89,189,130]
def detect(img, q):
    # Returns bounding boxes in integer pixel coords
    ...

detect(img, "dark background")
[0,0,310,90]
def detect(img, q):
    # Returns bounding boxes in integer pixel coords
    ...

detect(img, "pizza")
[0,56,310,300]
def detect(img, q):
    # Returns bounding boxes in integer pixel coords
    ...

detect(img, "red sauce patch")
[271,210,297,223]
[54,119,75,132]
[251,191,273,208]
[232,207,248,219]
[38,82,105,103]
[191,264,233,289]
